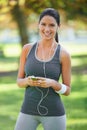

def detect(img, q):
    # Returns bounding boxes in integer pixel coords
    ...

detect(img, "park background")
[0,0,87,130]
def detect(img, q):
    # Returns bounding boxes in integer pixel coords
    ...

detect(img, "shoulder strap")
[26,42,37,58]
[56,44,61,59]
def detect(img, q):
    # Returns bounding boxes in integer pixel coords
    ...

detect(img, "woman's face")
[39,15,58,40]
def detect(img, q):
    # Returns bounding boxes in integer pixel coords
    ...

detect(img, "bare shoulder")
[22,43,34,57]
[22,43,34,51]
[60,45,71,62]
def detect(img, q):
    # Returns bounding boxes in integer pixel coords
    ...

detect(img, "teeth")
[44,33,50,36]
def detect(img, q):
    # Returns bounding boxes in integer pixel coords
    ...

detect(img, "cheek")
[52,28,57,34]
[39,25,43,32]
[54,27,58,34]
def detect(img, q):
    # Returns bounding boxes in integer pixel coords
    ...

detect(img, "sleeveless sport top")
[21,42,65,116]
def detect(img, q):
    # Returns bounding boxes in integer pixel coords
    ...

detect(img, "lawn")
[0,43,87,130]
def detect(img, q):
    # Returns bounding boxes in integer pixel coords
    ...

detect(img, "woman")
[14,8,71,130]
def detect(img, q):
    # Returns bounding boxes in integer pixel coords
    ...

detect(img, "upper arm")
[60,47,71,87]
[17,44,32,78]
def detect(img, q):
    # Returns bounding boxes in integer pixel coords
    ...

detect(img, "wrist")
[17,77,29,88]
[25,77,29,86]
[57,83,67,94]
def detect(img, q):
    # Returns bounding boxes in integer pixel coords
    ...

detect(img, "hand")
[26,76,43,87]
[35,77,53,88]
[27,76,53,88]
[26,76,39,86]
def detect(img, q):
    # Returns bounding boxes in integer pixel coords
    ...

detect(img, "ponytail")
[55,32,59,43]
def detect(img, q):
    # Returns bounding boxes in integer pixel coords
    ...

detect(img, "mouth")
[44,32,52,37]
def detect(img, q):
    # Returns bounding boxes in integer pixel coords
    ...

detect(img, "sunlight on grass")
[0,62,18,72]
[71,56,87,67]
[62,43,87,56]
[1,43,87,57]
[0,84,18,91]
[37,124,44,130]
[68,119,87,130]
[71,74,87,82]
[72,58,83,67]
[69,92,87,99]
[3,44,21,57]
[68,119,87,124]
[81,75,87,81]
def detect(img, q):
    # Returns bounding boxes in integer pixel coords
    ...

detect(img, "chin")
[43,37,52,41]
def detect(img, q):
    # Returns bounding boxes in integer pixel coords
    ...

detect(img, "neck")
[39,39,56,48]
[38,40,56,61]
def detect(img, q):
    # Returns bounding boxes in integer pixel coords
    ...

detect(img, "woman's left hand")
[36,77,53,88]
[38,78,52,88]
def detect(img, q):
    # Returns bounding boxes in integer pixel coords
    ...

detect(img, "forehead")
[40,15,57,23]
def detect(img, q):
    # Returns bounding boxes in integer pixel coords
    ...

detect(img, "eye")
[41,23,46,26]
[50,24,55,27]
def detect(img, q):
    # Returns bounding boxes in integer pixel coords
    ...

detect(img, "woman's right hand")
[27,76,41,87]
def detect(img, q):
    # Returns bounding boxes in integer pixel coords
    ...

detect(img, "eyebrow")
[41,22,56,25]
[50,23,55,26]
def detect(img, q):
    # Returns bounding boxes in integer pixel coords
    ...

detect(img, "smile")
[44,32,52,37]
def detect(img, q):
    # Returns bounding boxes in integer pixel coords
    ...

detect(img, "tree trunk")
[11,4,29,47]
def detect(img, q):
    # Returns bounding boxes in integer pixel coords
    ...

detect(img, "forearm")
[17,77,28,88]
[51,79,71,96]
[51,79,61,91]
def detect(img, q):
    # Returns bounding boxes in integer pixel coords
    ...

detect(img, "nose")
[45,25,50,32]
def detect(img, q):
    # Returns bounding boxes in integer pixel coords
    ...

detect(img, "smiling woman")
[38,15,58,41]
[14,8,71,130]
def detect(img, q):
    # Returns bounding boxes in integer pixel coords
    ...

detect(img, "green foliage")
[63,0,87,18]
[24,0,87,20]
[0,0,87,20]
[0,0,7,5]
[0,0,87,47]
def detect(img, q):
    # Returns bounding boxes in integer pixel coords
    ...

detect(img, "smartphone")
[31,76,39,81]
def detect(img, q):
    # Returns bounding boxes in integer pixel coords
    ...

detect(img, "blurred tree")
[0,0,87,46]
[25,0,87,21]
[8,0,29,46]
[63,0,87,22]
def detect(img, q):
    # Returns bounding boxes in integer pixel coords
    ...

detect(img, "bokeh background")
[0,0,87,130]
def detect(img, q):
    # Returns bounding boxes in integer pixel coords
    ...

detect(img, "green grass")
[0,75,87,130]
[0,43,87,130]
[0,43,21,57]
[62,42,87,56]
[62,74,87,130]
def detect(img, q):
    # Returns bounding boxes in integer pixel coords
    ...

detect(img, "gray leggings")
[14,112,66,130]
